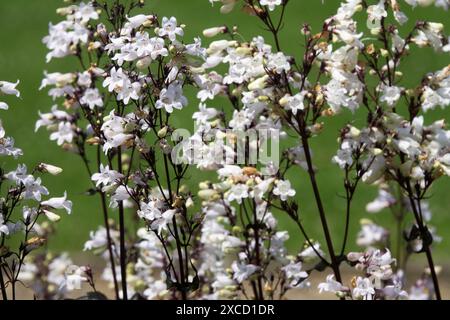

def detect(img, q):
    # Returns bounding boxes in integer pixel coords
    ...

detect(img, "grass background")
[0,0,448,264]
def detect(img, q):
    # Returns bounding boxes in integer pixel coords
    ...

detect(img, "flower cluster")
[0,80,75,300]
[7,0,446,301]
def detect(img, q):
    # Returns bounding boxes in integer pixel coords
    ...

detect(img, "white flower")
[281,91,307,115]
[195,72,223,102]
[332,143,353,169]
[5,164,28,184]
[74,2,99,23]
[357,221,387,247]
[91,164,124,189]
[138,200,176,235]
[143,280,167,300]
[186,37,206,57]
[22,176,49,201]
[41,192,72,214]
[229,109,252,129]
[0,80,20,97]
[50,122,74,145]
[80,88,103,109]
[267,52,291,74]
[273,179,295,201]
[192,103,218,125]
[77,71,92,87]
[157,16,183,41]
[361,155,385,184]
[252,178,274,201]
[231,261,259,283]
[155,81,187,113]
[103,67,129,93]
[62,266,88,291]
[227,183,249,204]
[394,10,408,25]
[366,189,396,213]
[136,35,168,60]
[84,226,119,251]
[0,80,20,110]
[101,112,134,152]
[117,81,141,104]
[282,262,308,288]
[110,185,131,208]
[299,242,324,262]
[0,123,23,157]
[22,206,38,223]
[217,165,243,178]
[352,277,375,300]
[409,283,430,300]
[0,214,9,235]
[47,253,74,290]
[151,209,176,235]
[383,281,408,300]
[367,1,388,22]
[380,85,402,107]
[318,274,346,294]
[137,200,162,221]
[260,0,282,11]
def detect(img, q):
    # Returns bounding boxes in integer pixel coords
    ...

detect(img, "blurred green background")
[0,0,449,263]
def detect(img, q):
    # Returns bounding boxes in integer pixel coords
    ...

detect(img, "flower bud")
[37,163,63,175]
[207,40,230,54]
[203,26,227,38]
[158,126,168,138]
[248,75,268,91]
[426,22,443,33]
[380,48,389,57]
[232,226,242,234]
[43,210,61,222]
[199,181,210,190]
[198,189,217,200]
[56,7,72,16]
[24,237,46,254]
[349,126,360,138]
[137,56,152,70]
[418,0,435,7]
[279,94,291,107]
[185,197,194,208]
[372,148,383,156]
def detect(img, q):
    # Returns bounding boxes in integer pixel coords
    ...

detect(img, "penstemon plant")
[4,0,445,301]
[0,80,77,300]
[192,0,449,300]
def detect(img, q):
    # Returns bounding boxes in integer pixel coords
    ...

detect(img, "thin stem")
[172,216,187,300]
[339,195,352,257]
[162,149,187,299]
[405,183,441,300]
[0,266,7,300]
[301,135,342,283]
[100,192,120,299]
[97,146,120,300]
[117,147,128,300]
[252,199,264,300]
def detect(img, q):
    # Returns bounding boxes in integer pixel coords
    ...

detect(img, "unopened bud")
[137,56,152,70]
[158,126,168,138]
[203,26,227,38]
[37,163,63,175]
[44,210,61,222]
